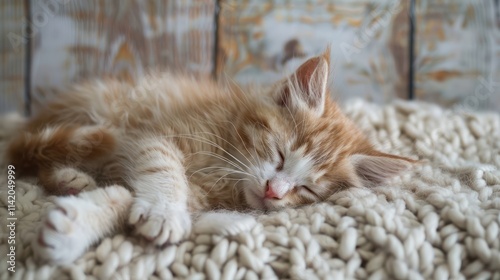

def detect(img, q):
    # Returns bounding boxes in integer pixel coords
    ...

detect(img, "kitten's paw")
[80,184,133,207]
[129,201,192,245]
[32,186,131,264]
[194,211,256,235]
[54,167,97,195]
[32,199,88,264]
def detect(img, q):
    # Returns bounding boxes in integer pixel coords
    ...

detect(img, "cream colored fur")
[0,100,498,279]
[5,52,415,265]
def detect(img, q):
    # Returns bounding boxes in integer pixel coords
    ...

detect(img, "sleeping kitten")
[6,49,415,264]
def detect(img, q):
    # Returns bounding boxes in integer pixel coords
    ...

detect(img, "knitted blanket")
[1,100,499,280]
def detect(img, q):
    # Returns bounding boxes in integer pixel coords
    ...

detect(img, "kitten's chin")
[263,199,287,211]
[243,189,266,210]
[243,189,285,211]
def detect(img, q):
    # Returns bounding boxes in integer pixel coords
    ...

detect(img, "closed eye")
[300,185,317,196]
[277,151,285,171]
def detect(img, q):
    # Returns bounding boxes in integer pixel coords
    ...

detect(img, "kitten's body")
[6,51,415,264]
[21,74,256,210]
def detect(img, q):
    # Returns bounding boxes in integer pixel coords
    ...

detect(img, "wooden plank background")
[0,1,26,114]
[0,0,498,114]
[30,0,216,110]
[415,0,500,111]
[217,0,410,104]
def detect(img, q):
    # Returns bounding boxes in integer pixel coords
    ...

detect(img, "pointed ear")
[350,153,416,187]
[276,48,330,116]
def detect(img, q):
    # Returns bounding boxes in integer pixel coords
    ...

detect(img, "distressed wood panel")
[415,0,500,111]
[0,1,26,114]
[31,0,216,108]
[217,0,409,104]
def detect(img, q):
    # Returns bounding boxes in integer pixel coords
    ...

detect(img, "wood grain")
[415,0,500,111]
[1,0,497,113]
[0,0,26,114]
[217,0,410,104]
[30,0,216,108]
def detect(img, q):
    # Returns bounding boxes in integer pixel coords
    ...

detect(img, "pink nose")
[265,181,280,199]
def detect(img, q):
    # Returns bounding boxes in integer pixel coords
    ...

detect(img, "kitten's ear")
[277,48,330,116]
[350,153,416,187]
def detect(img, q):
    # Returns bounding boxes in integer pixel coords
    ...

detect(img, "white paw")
[194,211,256,235]
[33,186,132,264]
[54,167,97,195]
[129,200,192,245]
[32,199,89,264]
[79,184,133,206]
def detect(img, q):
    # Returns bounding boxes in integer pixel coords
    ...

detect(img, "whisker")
[204,123,257,165]
[186,132,251,169]
[249,126,264,169]
[189,166,255,180]
[191,151,248,173]
[166,134,253,172]
[203,172,249,197]
[191,129,256,168]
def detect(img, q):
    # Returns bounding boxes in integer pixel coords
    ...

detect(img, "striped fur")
[6,50,415,263]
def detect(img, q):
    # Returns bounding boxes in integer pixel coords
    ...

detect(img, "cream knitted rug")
[1,100,499,280]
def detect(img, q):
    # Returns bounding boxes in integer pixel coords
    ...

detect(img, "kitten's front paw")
[32,199,88,264]
[129,200,192,245]
[32,186,131,264]
[194,211,256,235]
[54,167,97,195]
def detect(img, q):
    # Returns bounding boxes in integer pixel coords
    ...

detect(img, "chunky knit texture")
[1,100,499,280]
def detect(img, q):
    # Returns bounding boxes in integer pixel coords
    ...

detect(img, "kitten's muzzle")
[265,181,281,199]
[264,177,290,200]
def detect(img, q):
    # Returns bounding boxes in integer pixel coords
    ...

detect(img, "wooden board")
[0,1,26,114]
[30,0,216,108]
[415,0,500,112]
[217,0,410,104]
[1,0,497,113]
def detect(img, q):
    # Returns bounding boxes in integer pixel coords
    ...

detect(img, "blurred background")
[1,0,499,115]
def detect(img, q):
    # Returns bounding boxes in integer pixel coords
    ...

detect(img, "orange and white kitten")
[6,50,415,264]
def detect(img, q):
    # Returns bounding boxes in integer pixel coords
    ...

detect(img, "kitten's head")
[232,49,416,210]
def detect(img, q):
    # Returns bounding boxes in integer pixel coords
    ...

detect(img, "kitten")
[6,49,415,264]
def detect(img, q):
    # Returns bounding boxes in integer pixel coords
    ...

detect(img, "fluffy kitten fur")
[6,50,415,264]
